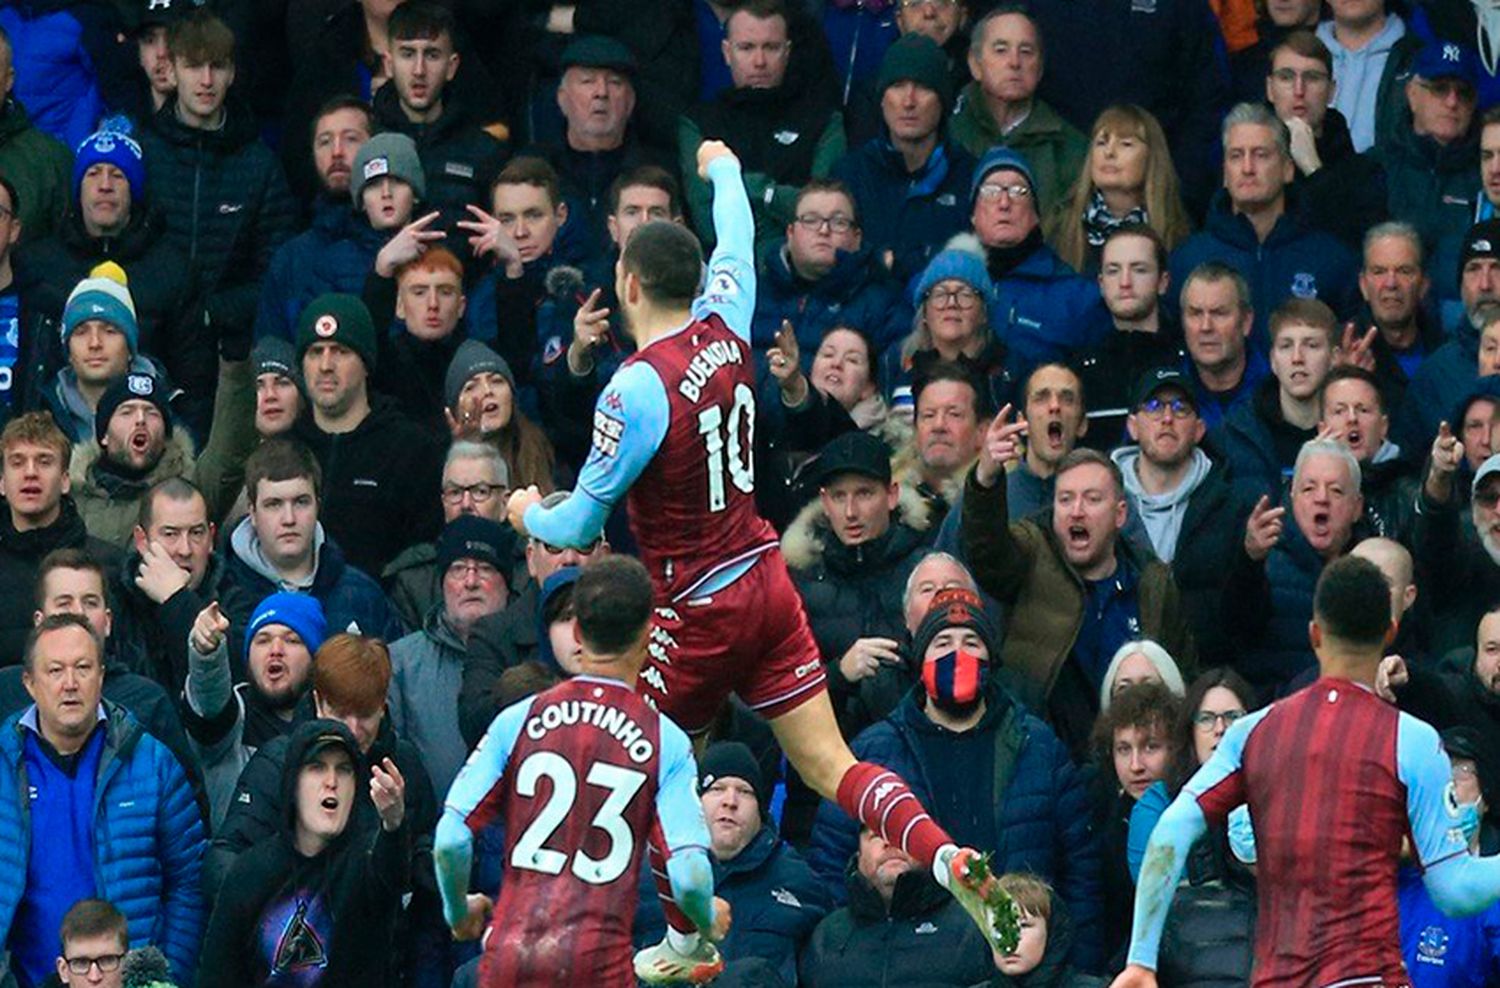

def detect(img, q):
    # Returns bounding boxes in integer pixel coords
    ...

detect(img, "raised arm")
[691,142,756,345]
[517,361,670,548]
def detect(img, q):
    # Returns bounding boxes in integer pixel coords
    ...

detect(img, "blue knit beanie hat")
[245,592,329,656]
[73,121,146,205]
[913,234,995,305]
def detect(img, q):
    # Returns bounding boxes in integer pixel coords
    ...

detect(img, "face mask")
[1446,783,1484,845]
[923,648,987,713]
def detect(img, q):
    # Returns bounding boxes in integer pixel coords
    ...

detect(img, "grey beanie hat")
[351,132,427,205]
[445,339,517,411]
[251,335,306,397]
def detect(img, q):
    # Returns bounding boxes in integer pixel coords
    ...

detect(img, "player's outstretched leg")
[635,833,726,985]
[771,692,1020,953]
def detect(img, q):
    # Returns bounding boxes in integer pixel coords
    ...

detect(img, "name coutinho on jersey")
[525,699,657,764]
[677,339,744,402]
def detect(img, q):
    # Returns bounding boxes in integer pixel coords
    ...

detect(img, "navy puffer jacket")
[253,196,390,343]
[806,678,1103,970]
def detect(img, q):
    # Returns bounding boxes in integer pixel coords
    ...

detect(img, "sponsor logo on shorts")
[795,659,821,679]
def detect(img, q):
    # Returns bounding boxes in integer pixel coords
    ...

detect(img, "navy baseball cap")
[1131,366,1198,412]
[1410,41,1478,88]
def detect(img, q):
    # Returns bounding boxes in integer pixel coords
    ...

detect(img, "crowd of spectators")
[0,0,1498,982]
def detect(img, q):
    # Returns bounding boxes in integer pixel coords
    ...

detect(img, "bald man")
[1350,537,1417,631]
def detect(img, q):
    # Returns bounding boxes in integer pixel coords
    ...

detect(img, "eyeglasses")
[794,213,855,234]
[976,183,1032,202]
[65,954,124,975]
[926,287,982,310]
[1138,397,1196,419]
[442,482,503,504]
[537,536,603,555]
[1477,490,1500,509]
[900,0,959,7]
[1418,78,1477,101]
[447,559,502,579]
[1193,709,1245,730]
[1269,67,1331,87]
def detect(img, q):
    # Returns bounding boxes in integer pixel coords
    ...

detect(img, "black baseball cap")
[1131,366,1197,412]
[811,431,892,485]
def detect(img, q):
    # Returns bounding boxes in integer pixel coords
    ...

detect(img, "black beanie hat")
[876,34,954,113]
[296,293,378,373]
[95,370,173,446]
[698,741,768,812]
[911,587,1000,666]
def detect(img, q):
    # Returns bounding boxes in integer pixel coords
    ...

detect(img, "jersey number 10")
[696,383,756,512]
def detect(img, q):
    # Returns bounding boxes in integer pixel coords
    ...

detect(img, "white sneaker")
[633,935,725,985]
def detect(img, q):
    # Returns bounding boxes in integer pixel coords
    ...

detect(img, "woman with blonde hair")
[1046,104,1192,274]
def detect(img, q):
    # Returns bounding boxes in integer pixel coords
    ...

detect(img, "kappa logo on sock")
[870,781,900,808]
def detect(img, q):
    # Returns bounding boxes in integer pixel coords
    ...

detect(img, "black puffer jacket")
[292,396,444,579]
[137,99,296,356]
[782,488,934,738]
[798,862,995,988]
[16,205,214,433]
[0,495,121,663]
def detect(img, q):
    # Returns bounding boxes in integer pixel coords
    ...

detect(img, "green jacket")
[72,430,199,548]
[191,357,258,527]
[0,97,71,244]
[959,466,1196,753]
[949,85,1087,216]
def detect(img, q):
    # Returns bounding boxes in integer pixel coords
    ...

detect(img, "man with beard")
[961,428,1195,756]
[1316,366,1418,543]
[185,591,326,834]
[1223,438,1366,698]
[0,412,118,661]
[69,371,195,548]
[252,98,378,343]
[1413,440,1500,653]
[1113,367,1247,667]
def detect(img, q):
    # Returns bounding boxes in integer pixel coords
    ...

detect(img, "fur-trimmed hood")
[782,476,935,571]
[71,428,196,495]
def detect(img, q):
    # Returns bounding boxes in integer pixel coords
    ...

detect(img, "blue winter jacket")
[0,700,206,982]
[0,0,122,150]
[714,825,832,986]
[832,138,976,288]
[822,4,899,102]
[991,242,1111,384]
[1168,191,1361,349]
[750,240,912,358]
[253,198,390,343]
[806,679,1104,970]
